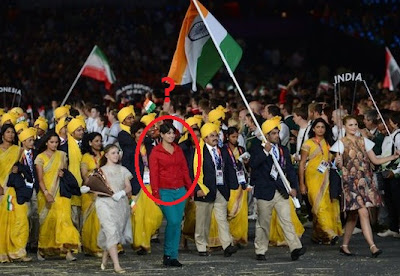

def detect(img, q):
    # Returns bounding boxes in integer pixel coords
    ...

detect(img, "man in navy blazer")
[18,128,39,253]
[117,106,142,195]
[194,123,238,257]
[249,116,306,261]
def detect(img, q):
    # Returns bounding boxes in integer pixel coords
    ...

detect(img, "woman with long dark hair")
[208,127,249,247]
[0,124,32,262]
[35,131,80,261]
[149,122,192,267]
[299,118,342,245]
[80,132,104,257]
[96,144,132,273]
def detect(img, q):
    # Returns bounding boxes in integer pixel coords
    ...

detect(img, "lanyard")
[312,138,329,160]
[272,145,285,168]
[140,146,149,168]
[278,146,285,168]
[226,146,243,171]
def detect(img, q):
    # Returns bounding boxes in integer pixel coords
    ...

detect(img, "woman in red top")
[149,122,192,267]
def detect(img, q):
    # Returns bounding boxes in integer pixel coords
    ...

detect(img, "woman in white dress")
[82,144,132,273]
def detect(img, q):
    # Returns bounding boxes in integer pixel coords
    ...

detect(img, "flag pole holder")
[192,0,300,208]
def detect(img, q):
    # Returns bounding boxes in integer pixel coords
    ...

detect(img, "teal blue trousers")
[159,187,186,259]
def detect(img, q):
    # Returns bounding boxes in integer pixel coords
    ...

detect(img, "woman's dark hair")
[131,121,146,136]
[308,118,334,146]
[99,144,120,167]
[226,126,239,143]
[37,131,61,154]
[82,132,102,156]
[1,124,18,145]
[159,122,176,134]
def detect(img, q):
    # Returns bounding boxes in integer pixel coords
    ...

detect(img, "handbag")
[86,169,114,197]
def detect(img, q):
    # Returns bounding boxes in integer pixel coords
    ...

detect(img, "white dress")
[96,164,132,250]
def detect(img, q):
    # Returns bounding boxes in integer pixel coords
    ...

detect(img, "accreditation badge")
[317,161,329,174]
[236,170,246,185]
[216,169,224,186]
[270,165,278,180]
[143,168,150,184]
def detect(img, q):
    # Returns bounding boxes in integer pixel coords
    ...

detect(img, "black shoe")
[137,248,148,256]
[151,238,160,244]
[163,255,171,266]
[224,245,238,257]
[339,247,355,256]
[118,250,125,255]
[168,259,183,267]
[256,254,266,261]
[198,251,210,256]
[330,236,339,246]
[371,249,382,258]
[291,247,306,261]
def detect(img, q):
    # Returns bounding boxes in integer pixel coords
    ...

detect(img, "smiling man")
[193,123,238,258]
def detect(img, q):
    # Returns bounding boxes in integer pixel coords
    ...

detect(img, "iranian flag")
[168,0,242,91]
[383,47,400,91]
[82,45,116,90]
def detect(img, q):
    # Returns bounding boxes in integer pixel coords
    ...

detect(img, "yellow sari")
[182,200,196,241]
[0,145,29,262]
[209,147,248,247]
[35,150,80,256]
[302,138,343,243]
[131,145,163,252]
[81,153,102,256]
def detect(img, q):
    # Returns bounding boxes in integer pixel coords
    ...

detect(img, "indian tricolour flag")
[7,195,13,211]
[81,45,116,90]
[144,99,156,113]
[168,0,242,91]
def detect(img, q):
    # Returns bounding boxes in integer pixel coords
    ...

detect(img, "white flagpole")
[61,45,97,106]
[192,0,300,208]
[362,80,396,148]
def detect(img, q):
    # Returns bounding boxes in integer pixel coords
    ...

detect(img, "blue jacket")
[194,145,230,202]
[249,143,298,201]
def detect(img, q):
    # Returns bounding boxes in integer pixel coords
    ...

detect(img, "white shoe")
[352,227,362,235]
[377,229,400,238]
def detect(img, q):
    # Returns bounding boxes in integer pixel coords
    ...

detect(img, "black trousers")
[383,177,400,233]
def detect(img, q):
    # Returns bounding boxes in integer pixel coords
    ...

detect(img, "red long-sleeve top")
[149,143,192,199]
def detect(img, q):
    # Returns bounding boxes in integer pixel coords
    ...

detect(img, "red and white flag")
[81,45,116,90]
[383,47,400,91]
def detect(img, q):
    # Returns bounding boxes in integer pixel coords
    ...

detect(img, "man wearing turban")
[34,117,48,150]
[141,113,162,156]
[19,128,39,252]
[207,106,227,148]
[66,117,86,231]
[117,106,141,195]
[193,123,238,258]
[249,116,306,261]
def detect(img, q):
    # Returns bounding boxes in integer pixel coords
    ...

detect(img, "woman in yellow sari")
[35,131,80,261]
[0,124,31,262]
[130,122,163,255]
[80,132,103,257]
[208,127,249,247]
[299,118,343,245]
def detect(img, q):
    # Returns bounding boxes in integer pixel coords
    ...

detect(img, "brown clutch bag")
[86,169,114,196]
